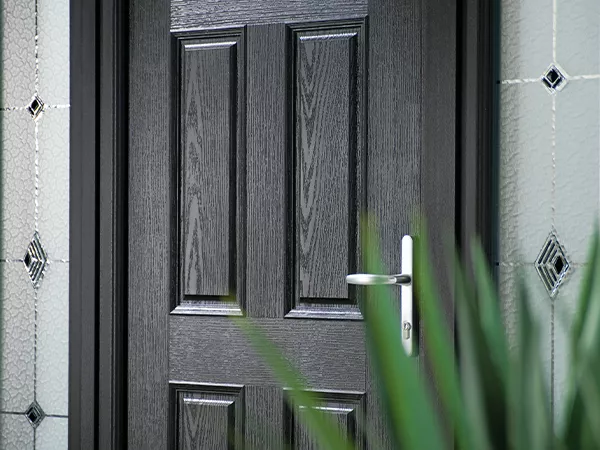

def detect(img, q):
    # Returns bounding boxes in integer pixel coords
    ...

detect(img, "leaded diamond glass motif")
[535,232,570,297]
[25,401,45,428]
[541,64,567,93]
[24,232,48,288]
[27,94,44,120]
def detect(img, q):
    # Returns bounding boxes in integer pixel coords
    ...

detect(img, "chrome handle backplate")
[346,235,415,356]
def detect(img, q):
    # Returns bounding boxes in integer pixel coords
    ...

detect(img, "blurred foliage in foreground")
[238,222,600,449]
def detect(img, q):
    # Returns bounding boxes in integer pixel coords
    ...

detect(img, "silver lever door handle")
[345,235,415,357]
[345,273,411,286]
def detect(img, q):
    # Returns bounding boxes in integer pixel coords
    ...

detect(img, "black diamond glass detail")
[542,65,566,92]
[27,95,44,119]
[554,255,565,274]
[535,233,570,298]
[25,401,45,428]
[24,232,48,288]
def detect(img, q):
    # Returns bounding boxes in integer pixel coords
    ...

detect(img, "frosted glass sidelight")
[1,0,70,445]
[498,0,600,423]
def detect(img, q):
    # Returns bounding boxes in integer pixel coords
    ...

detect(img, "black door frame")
[69,0,496,447]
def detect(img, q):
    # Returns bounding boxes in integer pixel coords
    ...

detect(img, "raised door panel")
[287,22,365,320]
[175,30,246,316]
[171,383,244,449]
[169,316,365,390]
[287,391,365,449]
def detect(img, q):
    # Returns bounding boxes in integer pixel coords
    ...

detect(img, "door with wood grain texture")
[127,0,455,448]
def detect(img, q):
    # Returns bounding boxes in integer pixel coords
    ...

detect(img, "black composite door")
[128,0,453,448]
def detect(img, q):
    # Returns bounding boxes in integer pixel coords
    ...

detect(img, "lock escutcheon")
[402,321,411,340]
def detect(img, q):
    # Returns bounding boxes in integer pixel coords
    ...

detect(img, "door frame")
[69,0,497,447]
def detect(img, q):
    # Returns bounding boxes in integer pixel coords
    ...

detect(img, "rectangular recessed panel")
[171,383,243,450]
[287,390,365,449]
[180,398,234,449]
[296,406,354,450]
[170,316,365,389]
[288,22,365,319]
[175,30,245,315]
[182,38,236,298]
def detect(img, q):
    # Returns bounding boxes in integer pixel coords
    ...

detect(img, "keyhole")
[403,321,411,340]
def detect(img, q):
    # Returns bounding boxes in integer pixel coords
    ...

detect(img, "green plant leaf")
[361,218,446,450]
[579,359,600,445]
[563,229,600,447]
[464,242,509,448]
[571,229,599,351]
[453,256,493,450]
[412,226,473,450]
[509,279,552,450]
[232,223,600,450]
[471,241,509,382]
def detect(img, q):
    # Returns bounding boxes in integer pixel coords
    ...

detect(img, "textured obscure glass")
[36,416,68,450]
[1,0,36,108]
[556,0,600,76]
[555,80,600,262]
[499,0,600,425]
[1,0,70,446]
[0,413,34,449]
[1,111,35,258]
[0,263,35,412]
[38,0,70,105]
[500,0,552,80]
[37,109,69,261]
[498,83,553,262]
[37,264,69,416]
